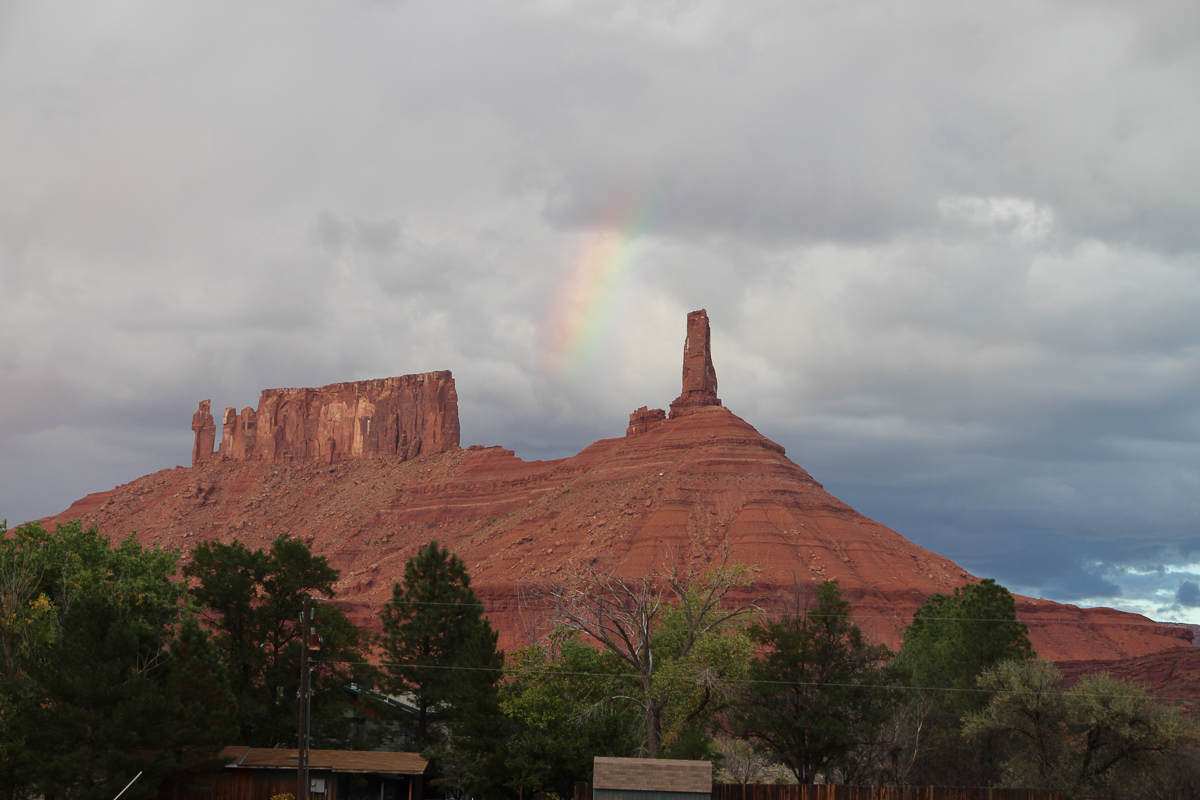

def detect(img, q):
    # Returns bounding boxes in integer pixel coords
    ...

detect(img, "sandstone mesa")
[42,310,1191,662]
[192,372,459,466]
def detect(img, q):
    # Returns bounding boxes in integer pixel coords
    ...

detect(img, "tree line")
[2,520,1197,800]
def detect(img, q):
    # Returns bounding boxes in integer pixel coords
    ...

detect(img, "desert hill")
[1058,644,1200,717]
[39,311,1191,661]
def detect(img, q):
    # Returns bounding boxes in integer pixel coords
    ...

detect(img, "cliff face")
[191,372,459,465]
[39,311,1192,662]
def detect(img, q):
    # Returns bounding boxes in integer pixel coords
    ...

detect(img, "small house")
[592,757,712,800]
[158,746,429,800]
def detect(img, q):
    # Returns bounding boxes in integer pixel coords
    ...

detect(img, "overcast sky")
[3,0,1199,623]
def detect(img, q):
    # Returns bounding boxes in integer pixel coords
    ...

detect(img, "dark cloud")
[1177,581,1200,608]
[2,0,1199,620]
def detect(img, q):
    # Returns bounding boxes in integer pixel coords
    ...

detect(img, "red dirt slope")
[41,404,1189,661]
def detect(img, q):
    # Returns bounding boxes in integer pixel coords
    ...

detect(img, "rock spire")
[191,400,216,465]
[627,309,724,434]
[669,309,722,418]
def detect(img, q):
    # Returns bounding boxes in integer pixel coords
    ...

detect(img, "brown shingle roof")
[593,757,711,794]
[222,747,427,775]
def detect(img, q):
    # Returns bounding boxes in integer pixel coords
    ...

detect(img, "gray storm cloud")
[2,0,1198,620]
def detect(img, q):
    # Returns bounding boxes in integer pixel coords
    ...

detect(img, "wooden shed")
[157,746,429,800]
[592,757,712,800]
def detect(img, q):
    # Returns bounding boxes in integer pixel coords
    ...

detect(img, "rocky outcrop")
[669,309,722,418]
[191,400,216,465]
[627,406,667,436]
[192,372,460,466]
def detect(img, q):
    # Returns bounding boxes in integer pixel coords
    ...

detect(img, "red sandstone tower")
[668,309,722,418]
[628,309,723,435]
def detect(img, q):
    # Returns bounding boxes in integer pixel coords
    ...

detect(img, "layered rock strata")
[37,310,1192,662]
[191,372,459,466]
[46,404,1191,661]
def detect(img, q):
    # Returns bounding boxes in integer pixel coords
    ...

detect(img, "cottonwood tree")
[501,631,640,798]
[547,559,756,757]
[0,521,55,798]
[965,659,1198,798]
[3,521,231,800]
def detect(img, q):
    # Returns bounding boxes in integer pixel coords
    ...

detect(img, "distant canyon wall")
[192,371,460,466]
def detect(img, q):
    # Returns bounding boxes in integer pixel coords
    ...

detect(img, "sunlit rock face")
[191,372,460,466]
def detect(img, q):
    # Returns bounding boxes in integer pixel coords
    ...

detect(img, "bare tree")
[546,558,757,757]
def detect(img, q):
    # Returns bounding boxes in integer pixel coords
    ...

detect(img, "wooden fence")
[575,784,1060,800]
[712,786,1059,800]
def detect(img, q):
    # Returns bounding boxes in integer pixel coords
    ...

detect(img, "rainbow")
[541,188,660,380]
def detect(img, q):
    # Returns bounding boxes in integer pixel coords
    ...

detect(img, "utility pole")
[298,596,323,800]
[297,596,310,800]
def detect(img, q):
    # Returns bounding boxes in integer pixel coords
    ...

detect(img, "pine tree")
[159,616,239,796]
[734,581,895,784]
[894,577,1035,786]
[379,541,502,751]
[184,536,373,747]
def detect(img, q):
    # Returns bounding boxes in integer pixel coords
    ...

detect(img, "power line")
[310,595,1191,628]
[318,658,1200,703]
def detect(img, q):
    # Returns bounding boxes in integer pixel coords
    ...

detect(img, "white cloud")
[938,195,1055,244]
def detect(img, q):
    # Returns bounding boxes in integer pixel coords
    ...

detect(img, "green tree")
[902,579,1033,703]
[549,561,756,757]
[0,521,57,798]
[965,658,1197,799]
[654,603,753,761]
[430,627,508,800]
[893,578,1035,786]
[501,631,641,798]
[158,616,239,796]
[184,536,373,747]
[24,593,178,800]
[379,541,502,754]
[2,521,222,800]
[733,581,895,784]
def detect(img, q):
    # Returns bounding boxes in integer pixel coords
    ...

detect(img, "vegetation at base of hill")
[500,630,642,797]
[732,581,898,784]
[890,578,1036,786]
[965,658,1197,799]
[184,537,375,748]
[546,561,757,758]
[4,518,1200,800]
[0,520,233,800]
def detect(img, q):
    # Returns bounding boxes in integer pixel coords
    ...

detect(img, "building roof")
[220,747,428,775]
[593,757,712,794]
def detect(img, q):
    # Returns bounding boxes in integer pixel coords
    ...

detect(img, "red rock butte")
[41,310,1191,662]
[192,372,459,466]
